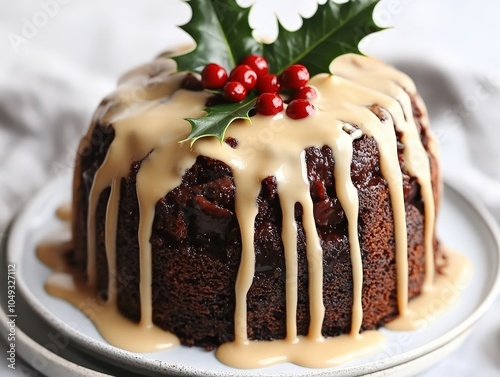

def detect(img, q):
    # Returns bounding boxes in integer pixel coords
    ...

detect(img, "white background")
[1,0,499,376]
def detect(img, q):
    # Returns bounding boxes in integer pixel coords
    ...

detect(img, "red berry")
[229,64,257,90]
[294,86,317,100]
[281,64,310,90]
[286,99,316,119]
[241,55,269,77]
[223,81,247,102]
[201,63,228,89]
[257,74,281,94]
[256,93,284,116]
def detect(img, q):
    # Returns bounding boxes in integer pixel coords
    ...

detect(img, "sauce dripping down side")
[39,53,472,368]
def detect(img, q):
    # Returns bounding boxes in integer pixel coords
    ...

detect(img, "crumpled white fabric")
[1,0,499,376]
[396,57,500,222]
[0,50,112,229]
[0,0,192,232]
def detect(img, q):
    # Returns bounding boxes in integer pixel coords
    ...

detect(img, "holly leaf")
[177,0,383,145]
[182,96,257,145]
[173,0,261,74]
[263,0,383,75]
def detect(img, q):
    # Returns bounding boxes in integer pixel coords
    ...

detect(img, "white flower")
[236,0,349,43]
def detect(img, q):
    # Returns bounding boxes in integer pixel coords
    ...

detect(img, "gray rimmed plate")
[6,174,500,377]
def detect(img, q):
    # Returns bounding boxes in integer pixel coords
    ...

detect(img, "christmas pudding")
[57,0,455,369]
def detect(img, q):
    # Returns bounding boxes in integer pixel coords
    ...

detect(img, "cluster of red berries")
[200,54,316,119]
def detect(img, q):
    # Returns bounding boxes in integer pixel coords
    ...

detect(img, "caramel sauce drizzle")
[38,54,471,368]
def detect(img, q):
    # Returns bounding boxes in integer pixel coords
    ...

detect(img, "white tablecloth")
[1,1,499,376]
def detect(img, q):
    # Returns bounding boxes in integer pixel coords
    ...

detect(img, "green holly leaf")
[263,0,383,76]
[176,0,383,145]
[182,96,257,146]
[173,0,261,74]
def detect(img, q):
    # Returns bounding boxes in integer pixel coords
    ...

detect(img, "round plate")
[0,303,110,377]
[7,174,500,377]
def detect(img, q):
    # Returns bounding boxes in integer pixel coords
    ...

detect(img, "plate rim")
[7,175,500,377]
[0,299,111,377]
